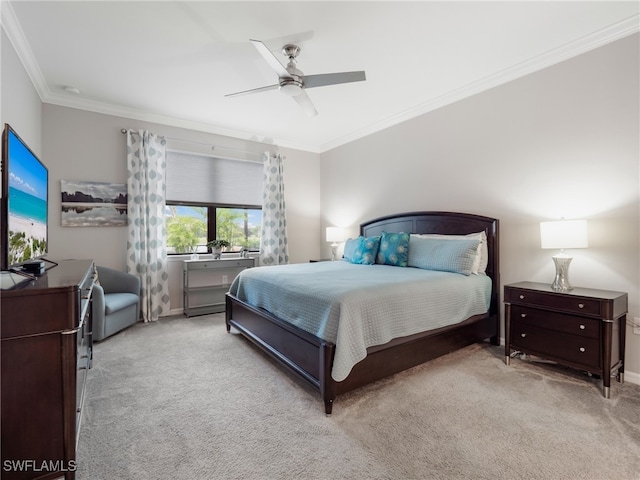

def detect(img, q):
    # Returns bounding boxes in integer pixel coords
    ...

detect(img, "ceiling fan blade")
[250,39,289,78]
[225,84,279,98]
[292,90,318,117]
[302,71,366,89]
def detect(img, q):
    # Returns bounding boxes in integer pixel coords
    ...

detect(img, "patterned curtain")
[126,130,170,322]
[260,152,289,266]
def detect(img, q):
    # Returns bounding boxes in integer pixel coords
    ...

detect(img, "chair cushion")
[104,293,139,315]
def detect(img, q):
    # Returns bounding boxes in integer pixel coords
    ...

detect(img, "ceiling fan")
[225,39,366,117]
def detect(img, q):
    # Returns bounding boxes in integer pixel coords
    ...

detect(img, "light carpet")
[77,314,640,480]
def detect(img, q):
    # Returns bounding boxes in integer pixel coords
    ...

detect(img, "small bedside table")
[504,281,628,398]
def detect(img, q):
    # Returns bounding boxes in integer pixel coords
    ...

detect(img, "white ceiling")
[3,1,639,153]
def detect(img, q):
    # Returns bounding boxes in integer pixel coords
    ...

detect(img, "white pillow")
[410,231,488,274]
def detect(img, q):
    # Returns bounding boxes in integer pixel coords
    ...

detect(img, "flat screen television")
[1,123,49,271]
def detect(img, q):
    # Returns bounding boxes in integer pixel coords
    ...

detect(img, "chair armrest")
[92,283,106,339]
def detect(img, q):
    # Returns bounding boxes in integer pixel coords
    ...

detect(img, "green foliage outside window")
[166,205,261,254]
[166,209,206,253]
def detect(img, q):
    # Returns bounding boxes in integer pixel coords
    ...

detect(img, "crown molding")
[3,3,638,154]
[1,1,50,100]
[42,91,317,153]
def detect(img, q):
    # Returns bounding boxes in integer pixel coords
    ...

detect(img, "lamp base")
[330,243,338,261]
[551,254,573,291]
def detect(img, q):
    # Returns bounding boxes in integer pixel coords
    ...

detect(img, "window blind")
[166,150,263,206]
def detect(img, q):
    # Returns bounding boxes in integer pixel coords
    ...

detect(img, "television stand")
[0,269,36,290]
[1,259,95,480]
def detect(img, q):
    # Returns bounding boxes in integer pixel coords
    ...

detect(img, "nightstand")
[504,281,628,398]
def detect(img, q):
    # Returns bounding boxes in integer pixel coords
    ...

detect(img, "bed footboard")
[226,294,497,414]
[226,294,337,413]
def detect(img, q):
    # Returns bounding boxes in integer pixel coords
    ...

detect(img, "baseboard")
[625,370,640,386]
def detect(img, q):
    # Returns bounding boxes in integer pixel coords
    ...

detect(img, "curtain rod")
[120,128,271,160]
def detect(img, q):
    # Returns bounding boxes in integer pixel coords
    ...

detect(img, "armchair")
[92,266,141,341]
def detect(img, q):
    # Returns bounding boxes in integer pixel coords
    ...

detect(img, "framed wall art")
[61,180,128,227]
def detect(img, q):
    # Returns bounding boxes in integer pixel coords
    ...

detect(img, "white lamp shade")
[540,220,588,249]
[326,227,345,243]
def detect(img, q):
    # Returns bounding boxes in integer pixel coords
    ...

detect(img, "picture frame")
[61,180,127,227]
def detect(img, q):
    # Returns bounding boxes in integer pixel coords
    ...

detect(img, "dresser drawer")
[510,305,599,339]
[506,287,600,316]
[511,320,600,370]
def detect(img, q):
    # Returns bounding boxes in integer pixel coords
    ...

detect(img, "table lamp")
[326,227,345,261]
[540,219,588,291]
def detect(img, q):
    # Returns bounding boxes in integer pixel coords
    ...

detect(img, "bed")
[225,211,500,414]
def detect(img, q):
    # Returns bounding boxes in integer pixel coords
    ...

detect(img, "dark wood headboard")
[360,211,500,317]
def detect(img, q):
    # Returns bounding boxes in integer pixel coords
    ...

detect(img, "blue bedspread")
[229,261,491,381]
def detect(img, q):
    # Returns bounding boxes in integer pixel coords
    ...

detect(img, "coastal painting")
[61,180,128,227]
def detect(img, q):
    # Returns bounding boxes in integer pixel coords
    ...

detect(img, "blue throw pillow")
[376,231,410,267]
[408,237,481,275]
[351,236,380,265]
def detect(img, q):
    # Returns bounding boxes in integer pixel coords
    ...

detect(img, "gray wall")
[1,29,41,157]
[40,104,321,312]
[320,34,640,382]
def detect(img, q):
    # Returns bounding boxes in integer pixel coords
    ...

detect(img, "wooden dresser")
[504,281,627,398]
[1,259,95,480]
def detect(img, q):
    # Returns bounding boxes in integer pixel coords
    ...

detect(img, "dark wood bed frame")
[225,211,500,414]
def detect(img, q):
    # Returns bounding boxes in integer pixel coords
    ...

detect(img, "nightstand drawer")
[506,288,600,316]
[511,321,600,370]
[510,305,599,339]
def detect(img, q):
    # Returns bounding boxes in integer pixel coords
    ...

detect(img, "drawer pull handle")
[579,347,585,353]
[520,333,527,338]
[578,303,584,309]
[519,294,525,300]
[520,313,527,318]
[579,324,585,330]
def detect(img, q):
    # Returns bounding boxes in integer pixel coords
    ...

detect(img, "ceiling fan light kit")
[225,39,366,116]
[279,79,303,97]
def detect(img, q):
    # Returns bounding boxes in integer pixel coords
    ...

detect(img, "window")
[164,149,265,255]
[166,204,262,255]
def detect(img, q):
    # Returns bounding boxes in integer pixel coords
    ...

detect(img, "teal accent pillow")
[408,237,481,275]
[351,235,380,265]
[342,237,358,262]
[376,231,410,267]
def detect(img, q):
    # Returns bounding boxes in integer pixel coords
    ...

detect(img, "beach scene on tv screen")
[8,130,47,265]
